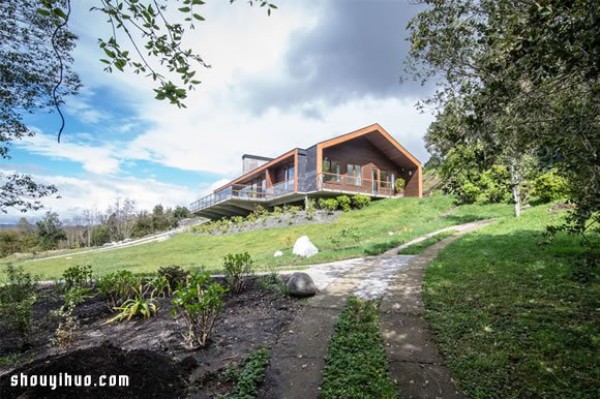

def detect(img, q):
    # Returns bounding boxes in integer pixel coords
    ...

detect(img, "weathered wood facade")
[190,124,422,219]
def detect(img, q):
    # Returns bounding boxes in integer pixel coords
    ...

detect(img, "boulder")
[286,272,317,297]
[274,250,284,257]
[292,235,318,258]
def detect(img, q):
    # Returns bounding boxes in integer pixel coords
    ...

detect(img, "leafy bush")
[458,181,481,204]
[0,264,37,345]
[532,170,568,203]
[223,252,253,294]
[394,177,406,193]
[52,287,90,348]
[97,270,137,307]
[336,195,351,212]
[318,198,339,212]
[157,265,189,293]
[171,272,227,349]
[61,264,93,290]
[351,194,371,209]
[108,281,157,323]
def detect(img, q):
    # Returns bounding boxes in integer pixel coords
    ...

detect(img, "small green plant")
[97,270,137,307]
[231,215,245,226]
[225,348,270,399]
[157,265,189,293]
[394,177,406,193]
[171,272,227,349]
[318,198,339,212]
[0,353,21,367]
[351,194,371,209]
[61,264,93,290]
[52,287,90,349]
[223,252,254,294]
[336,195,352,212]
[259,273,288,296]
[108,281,158,323]
[0,264,37,346]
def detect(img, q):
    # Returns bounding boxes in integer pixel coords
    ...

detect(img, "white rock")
[274,250,284,257]
[388,231,394,236]
[292,235,319,258]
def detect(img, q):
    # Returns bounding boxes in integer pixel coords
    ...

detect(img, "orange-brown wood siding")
[321,137,416,196]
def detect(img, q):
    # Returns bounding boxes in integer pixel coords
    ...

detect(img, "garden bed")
[0,277,302,398]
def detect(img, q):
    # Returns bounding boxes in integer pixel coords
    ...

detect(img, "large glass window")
[380,170,391,189]
[323,158,341,182]
[347,164,362,186]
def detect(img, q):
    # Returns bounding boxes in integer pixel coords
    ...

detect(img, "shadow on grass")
[423,228,600,399]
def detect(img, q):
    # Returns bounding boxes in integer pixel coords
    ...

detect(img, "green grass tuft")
[320,297,397,399]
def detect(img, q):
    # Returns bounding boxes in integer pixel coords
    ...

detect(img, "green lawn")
[0,196,514,280]
[397,229,457,254]
[423,204,600,398]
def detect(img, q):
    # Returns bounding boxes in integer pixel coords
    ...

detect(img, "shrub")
[0,264,37,345]
[532,170,568,203]
[458,181,481,204]
[108,281,158,323]
[171,272,227,349]
[52,287,90,349]
[336,195,352,212]
[351,194,371,209]
[319,198,339,212]
[223,252,254,294]
[97,270,137,307]
[394,177,406,193]
[259,273,288,296]
[62,264,93,290]
[158,265,189,293]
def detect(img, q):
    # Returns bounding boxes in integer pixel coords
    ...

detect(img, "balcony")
[190,179,296,216]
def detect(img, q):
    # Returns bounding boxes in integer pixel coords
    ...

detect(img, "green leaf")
[52,7,67,20]
[36,8,51,16]
[103,48,116,58]
[178,7,191,12]
[193,13,205,21]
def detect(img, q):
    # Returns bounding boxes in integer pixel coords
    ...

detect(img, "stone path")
[260,219,492,399]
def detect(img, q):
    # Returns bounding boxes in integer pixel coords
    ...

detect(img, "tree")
[406,0,600,228]
[1,0,276,213]
[36,211,66,250]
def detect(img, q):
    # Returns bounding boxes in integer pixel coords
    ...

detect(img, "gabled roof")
[317,123,421,168]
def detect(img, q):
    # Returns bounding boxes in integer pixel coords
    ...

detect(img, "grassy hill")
[1,196,513,280]
[424,203,600,397]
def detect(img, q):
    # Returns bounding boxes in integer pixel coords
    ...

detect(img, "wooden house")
[190,123,422,219]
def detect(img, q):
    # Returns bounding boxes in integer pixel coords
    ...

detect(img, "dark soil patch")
[0,277,302,398]
[0,342,189,398]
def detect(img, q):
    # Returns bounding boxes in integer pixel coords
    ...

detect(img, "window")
[380,170,391,189]
[347,164,362,186]
[323,158,341,182]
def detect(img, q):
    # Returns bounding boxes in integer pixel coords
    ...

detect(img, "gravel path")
[261,219,493,399]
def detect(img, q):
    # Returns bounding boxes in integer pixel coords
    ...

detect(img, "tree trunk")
[508,158,522,218]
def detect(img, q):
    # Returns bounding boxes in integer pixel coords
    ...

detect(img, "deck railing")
[190,179,296,213]
[317,172,398,197]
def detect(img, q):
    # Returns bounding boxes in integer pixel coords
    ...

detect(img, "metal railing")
[317,172,400,197]
[190,179,296,213]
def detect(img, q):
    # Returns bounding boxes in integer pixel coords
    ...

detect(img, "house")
[190,123,422,219]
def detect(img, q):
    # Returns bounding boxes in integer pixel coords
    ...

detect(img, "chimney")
[242,154,272,174]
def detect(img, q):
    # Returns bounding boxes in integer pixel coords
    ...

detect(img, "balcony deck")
[190,174,401,219]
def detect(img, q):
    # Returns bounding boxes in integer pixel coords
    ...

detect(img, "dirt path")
[261,219,492,399]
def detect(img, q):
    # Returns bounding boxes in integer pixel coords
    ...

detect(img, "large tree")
[1,0,275,213]
[406,0,600,230]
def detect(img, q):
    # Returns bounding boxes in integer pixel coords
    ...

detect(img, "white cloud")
[1,173,198,224]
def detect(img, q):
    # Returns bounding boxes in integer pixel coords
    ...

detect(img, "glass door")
[372,169,379,195]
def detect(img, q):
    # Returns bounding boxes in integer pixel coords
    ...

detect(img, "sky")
[1,0,435,224]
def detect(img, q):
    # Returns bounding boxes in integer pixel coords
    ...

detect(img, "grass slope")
[423,204,600,398]
[1,197,513,280]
